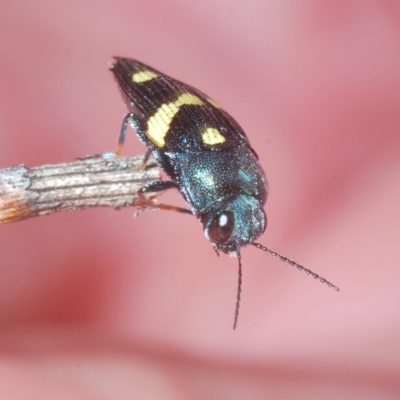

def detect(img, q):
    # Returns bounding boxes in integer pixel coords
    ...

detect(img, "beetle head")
[201,194,267,254]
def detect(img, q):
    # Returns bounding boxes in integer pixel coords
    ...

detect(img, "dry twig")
[0,155,161,224]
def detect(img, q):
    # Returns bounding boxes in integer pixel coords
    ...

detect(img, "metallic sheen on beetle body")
[110,57,338,329]
[111,57,268,255]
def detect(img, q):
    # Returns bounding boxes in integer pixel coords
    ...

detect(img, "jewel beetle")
[110,57,339,329]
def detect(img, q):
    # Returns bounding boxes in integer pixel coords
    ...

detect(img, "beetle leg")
[135,180,192,217]
[116,112,134,155]
[134,202,193,218]
[138,180,179,194]
[139,148,153,170]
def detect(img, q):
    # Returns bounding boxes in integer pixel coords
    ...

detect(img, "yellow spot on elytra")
[206,97,223,109]
[202,127,226,145]
[132,70,158,83]
[147,93,204,147]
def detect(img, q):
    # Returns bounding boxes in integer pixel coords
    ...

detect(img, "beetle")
[110,57,339,329]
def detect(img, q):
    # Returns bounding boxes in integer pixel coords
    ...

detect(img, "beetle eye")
[207,211,234,244]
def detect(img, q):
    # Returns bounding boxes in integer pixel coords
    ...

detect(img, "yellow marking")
[147,93,204,147]
[202,127,226,145]
[206,97,223,109]
[132,70,158,83]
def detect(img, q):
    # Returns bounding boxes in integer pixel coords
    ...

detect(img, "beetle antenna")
[233,251,243,330]
[252,243,339,291]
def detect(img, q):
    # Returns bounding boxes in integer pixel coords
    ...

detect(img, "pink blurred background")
[0,1,399,398]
